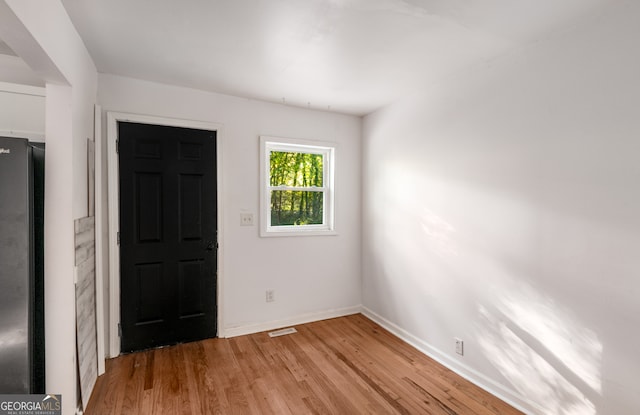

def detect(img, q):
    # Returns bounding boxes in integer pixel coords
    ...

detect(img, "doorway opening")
[106,112,223,356]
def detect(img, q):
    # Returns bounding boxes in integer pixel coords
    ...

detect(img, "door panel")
[178,259,205,317]
[119,122,217,353]
[135,262,164,324]
[136,173,163,242]
[179,174,203,240]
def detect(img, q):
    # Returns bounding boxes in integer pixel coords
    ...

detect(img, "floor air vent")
[268,327,298,338]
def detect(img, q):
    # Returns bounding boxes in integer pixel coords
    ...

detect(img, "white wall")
[2,2,97,414]
[362,2,640,414]
[6,0,99,217]
[98,74,362,340]
[0,54,44,87]
[0,82,45,141]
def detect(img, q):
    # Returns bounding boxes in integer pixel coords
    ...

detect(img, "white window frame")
[260,136,336,237]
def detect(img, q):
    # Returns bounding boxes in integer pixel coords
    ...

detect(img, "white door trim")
[94,105,105,375]
[106,111,225,358]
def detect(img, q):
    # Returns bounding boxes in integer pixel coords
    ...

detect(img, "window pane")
[270,190,323,226]
[270,151,323,187]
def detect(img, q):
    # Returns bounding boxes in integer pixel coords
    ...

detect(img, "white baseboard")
[222,305,362,338]
[362,306,539,415]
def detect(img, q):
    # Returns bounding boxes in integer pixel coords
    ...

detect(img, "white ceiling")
[59,0,607,115]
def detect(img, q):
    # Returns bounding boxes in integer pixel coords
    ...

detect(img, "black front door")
[118,122,217,353]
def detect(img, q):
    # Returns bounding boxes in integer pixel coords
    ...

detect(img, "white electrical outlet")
[266,289,275,303]
[455,338,464,356]
[240,212,254,226]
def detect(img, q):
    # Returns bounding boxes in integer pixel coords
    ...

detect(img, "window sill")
[260,228,338,238]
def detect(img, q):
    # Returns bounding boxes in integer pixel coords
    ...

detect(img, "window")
[260,136,335,236]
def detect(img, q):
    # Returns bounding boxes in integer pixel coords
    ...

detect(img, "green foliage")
[270,151,324,226]
[269,151,323,187]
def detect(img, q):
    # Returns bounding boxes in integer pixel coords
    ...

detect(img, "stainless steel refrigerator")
[0,136,45,393]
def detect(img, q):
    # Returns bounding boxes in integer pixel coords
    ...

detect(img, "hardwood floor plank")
[290,325,402,414]
[347,314,517,415]
[120,352,147,414]
[143,350,155,391]
[309,319,443,414]
[85,314,524,415]
[281,332,366,414]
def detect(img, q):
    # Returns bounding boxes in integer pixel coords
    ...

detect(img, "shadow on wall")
[365,160,615,414]
[476,283,602,415]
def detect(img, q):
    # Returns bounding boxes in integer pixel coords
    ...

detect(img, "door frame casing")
[106,111,224,358]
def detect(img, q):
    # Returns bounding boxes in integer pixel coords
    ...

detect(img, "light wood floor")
[85,314,523,414]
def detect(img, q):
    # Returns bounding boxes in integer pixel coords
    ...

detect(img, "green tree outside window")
[269,151,324,226]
